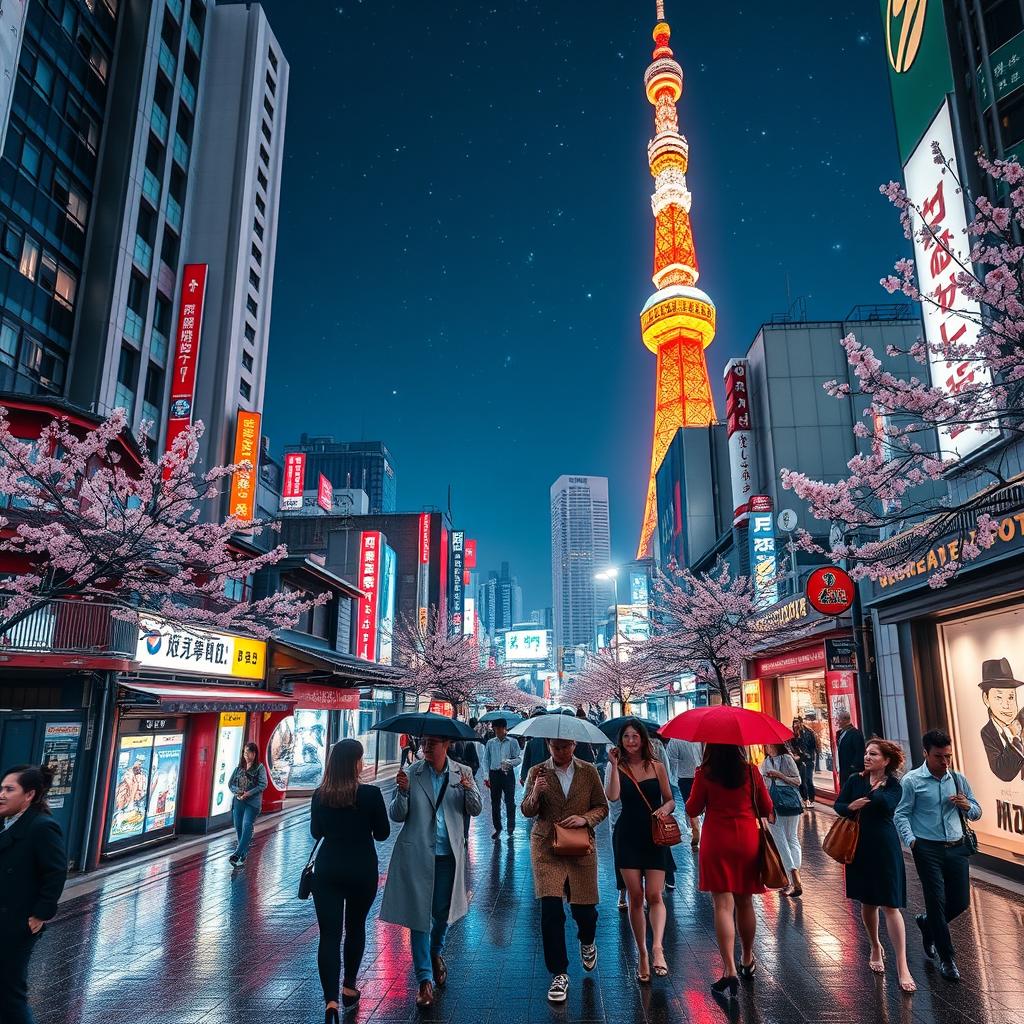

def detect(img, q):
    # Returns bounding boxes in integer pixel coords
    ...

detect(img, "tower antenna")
[656,1,665,19]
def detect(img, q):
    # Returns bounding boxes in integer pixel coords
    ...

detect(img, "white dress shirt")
[3,809,25,831]
[552,759,575,797]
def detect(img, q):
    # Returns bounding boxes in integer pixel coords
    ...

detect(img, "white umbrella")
[509,715,612,745]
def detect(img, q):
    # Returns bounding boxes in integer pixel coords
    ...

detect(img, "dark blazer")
[0,809,67,938]
[981,716,1024,782]
[519,736,548,785]
[837,726,866,785]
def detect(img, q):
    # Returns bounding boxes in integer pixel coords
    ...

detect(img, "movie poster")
[209,712,245,816]
[109,735,154,842]
[268,716,295,791]
[41,722,82,809]
[145,733,183,833]
[290,709,328,789]
[940,605,1024,862]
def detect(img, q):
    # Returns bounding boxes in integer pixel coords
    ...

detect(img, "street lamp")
[594,567,620,662]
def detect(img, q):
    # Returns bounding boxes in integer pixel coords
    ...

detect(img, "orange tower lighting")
[636,0,717,558]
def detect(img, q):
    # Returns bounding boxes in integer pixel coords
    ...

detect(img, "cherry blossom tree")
[389,607,512,712]
[0,407,321,639]
[781,151,1024,587]
[482,675,545,714]
[562,644,664,714]
[650,561,803,704]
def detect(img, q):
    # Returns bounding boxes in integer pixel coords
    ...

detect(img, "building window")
[249,268,260,291]
[0,321,19,368]
[263,96,274,120]
[244,321,256,343]
[265,70,276,96]
[116,344,138,416]
[161,228,180,268]
[241,349,253,372]
[259,144,270,167]
[33,56,55,100]
[20,138,41,181]
[253,218,264,240]
[19,237,39,281]
[20,337,66,389]
[255,193,266,215]
[52,172,89,229]
[261,120,272,144]
[251,242,262,265]
[38,253,57,295]
[239,378,251,400]
[246,295,258,317]
[268,48,279,72]
[257,167,268,191]
[54,267,77,309]
[65,96,99,153]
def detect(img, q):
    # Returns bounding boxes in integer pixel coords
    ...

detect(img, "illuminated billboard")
[504,629,549,663]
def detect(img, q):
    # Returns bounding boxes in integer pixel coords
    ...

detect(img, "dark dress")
[612,770,673,872]
[835,774,906,909]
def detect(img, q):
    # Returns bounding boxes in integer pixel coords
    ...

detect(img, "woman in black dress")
[835,737,915,994]
[605,720,675,981]
[311,739,391,1021]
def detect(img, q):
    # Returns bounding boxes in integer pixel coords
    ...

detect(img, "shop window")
[19,237,39,281]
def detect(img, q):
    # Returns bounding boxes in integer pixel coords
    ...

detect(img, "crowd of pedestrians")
[0,713,987,1022]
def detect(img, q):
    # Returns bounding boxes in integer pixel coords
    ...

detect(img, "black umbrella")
[598,716,663,741]
[372,711,482,742]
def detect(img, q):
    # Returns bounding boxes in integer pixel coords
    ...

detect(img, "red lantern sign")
[805,566,855,616]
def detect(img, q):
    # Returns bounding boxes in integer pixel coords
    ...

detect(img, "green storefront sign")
[977,30,1024,109]
[880,0,955,164]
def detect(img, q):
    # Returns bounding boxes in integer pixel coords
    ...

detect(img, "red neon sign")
[164,263,209,461]
[356,531,382,661]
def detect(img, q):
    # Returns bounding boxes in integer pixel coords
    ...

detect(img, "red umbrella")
[661,705,793,746]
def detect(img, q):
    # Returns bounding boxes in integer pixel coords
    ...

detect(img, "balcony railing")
[0,598,137,658]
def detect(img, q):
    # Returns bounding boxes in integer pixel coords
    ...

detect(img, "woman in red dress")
[685,744,774,1001]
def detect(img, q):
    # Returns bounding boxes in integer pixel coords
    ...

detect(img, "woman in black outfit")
[0,764,68,1024]
[605,720,675,981]
[311,739,390,1021]
[835,737,915,994]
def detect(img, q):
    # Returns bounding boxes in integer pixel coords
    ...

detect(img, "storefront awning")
[271,635,405,687]
[118,682,297,713]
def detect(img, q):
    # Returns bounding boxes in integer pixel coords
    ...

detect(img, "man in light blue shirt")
[483,719,522,838]
[895,728,982,982]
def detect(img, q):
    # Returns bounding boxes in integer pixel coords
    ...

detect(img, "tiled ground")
[31,783,1024,1023]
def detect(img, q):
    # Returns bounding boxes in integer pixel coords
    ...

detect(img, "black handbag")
[952,773,979,856]
[298,837,324,900]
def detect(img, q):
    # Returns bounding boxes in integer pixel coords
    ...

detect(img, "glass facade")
[0,0,117,396]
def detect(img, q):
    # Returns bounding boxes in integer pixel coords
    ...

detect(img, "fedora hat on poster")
[978,658,1024,691]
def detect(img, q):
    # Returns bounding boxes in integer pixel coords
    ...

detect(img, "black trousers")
[912,839,971,961]
[540,896,597,975]
[489,770,516,832]
[798,761,816,802]
[312,876,377,1001]
[0,933,38,1024]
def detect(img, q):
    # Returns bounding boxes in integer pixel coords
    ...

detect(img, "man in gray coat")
[380,733,482,1008]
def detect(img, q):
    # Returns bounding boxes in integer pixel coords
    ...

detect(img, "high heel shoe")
[636,954,651,983]
[341,989,361,1011]
[710,976,739,1000]
[651,946,669,977]
[325,1007,340,1024]
[738,957,756,980]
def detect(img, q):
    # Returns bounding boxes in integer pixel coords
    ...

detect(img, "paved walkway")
[32,784,1024,1023]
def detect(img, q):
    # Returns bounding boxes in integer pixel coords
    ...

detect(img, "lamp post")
[595,567,620,663]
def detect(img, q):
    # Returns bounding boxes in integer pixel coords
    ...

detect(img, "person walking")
[449,736,481,843]
[666,736,702,845]
[0,764,67,1024]
[603,759,628,911]
[836,711,866,788]
[685,744,773,1001]
[310,740,391,1021]
[835,738,916,994]
[790,718,819,808]
[483,718,521,838]
[380,733,482,1009]
[228,741,268,866]
[895,729,982,983]
[605,720,675,981]
[522,736,609,1004]
[760,743,804,896]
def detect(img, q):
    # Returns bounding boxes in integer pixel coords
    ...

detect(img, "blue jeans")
[231,800,258,858]
[410,854,456,983]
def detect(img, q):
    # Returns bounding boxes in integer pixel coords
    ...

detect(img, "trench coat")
[521,758,608,905]
[379,758,482,933]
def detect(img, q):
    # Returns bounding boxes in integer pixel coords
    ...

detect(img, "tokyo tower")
[636,1,717,558]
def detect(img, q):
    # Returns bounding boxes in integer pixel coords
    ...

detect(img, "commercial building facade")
[284,437,397,514]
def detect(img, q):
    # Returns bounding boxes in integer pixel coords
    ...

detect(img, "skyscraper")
[477,561,522,639]
[285,437,397,514]
[636,1,717,557]
[550,475,611,664]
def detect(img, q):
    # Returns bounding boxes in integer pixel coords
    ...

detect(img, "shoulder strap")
[305,837,324,870]
[749,766,767,833]
[433,772,450,813]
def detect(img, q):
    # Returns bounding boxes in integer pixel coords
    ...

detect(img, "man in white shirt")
[666,738,703,845]
[483,719,522,838]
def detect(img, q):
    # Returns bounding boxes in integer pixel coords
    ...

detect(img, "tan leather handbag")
[822,814,860,864]
[552,822,591,857]
[750,769,789,889]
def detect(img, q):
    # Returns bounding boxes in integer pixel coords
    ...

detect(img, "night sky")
[260,0,908,610]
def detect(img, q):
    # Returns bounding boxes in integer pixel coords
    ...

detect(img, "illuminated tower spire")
[636,1,717,558]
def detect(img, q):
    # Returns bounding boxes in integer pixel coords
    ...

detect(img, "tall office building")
[478,561,522,638]
[550,475,612,663]
[285,437,397,514]
[67,0,288,489]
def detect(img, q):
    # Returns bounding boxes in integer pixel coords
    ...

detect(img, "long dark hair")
[617,718,654,767]
[237,742,260,773]
[2,764,55,814]
[702,743,748,789]
[316,739,363,808]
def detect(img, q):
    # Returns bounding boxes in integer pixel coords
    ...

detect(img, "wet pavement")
[33,782,1024,1024]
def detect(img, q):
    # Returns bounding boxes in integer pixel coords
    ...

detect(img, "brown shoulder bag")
[620,763,683,847]
[750,768,789,889]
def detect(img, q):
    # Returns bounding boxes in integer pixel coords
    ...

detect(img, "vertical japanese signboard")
[378,542,396,665]
[748,496,779,608]
[724,359,753,525]
[450,531,465,636]
[357,531,382,661]
[317,473,333,512]
[281,453,306,510]
[228,410,261,521]
[904,101,995,461]
[417,513,431,630]
[164,264,209,460]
